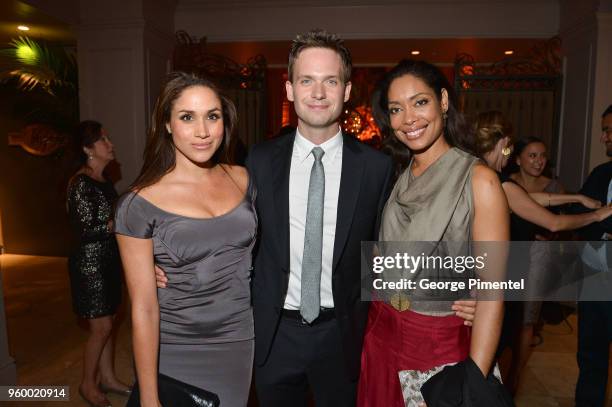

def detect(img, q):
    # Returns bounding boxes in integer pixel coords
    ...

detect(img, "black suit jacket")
[245,131,393,380]
[572,161,612,240]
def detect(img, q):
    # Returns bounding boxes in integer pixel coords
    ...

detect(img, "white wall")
[588,11,612,171]
[558,0,612,190]
[77,0,175,191]
[175,0,560,42]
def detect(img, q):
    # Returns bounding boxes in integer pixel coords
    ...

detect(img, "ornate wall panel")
[173,31,267,155]
[455,37,562,167]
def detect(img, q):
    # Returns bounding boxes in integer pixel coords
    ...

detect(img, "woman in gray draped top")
[114,72,255,407]
[357,60,509,407]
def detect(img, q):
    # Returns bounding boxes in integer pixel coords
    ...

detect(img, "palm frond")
[0,36,77,97]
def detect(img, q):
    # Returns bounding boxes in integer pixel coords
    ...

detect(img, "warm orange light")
[17,25,30,31]
[0,208,4,253]
[411,50,420,55]
[504,50,514,55]
[281,99,290,128]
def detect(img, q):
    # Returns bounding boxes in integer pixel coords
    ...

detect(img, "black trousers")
[254,311,357,407]
[575,301,612,407]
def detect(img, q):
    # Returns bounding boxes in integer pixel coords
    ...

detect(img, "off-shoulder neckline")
[127,177,251,221]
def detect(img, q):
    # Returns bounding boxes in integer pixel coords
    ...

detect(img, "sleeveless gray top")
[380,147,480,313]
[114,178,257,344]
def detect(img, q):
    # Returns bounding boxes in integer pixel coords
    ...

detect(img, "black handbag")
[126,373,220,407]
[421,357,514,407]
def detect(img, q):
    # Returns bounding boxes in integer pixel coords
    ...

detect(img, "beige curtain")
[226,89,266,149]
[460,90,557,162]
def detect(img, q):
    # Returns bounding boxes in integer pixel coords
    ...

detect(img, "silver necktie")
[300,147,325,323]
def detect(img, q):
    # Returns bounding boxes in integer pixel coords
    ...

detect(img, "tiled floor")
[1,254,611,406]
[1,255,133,406]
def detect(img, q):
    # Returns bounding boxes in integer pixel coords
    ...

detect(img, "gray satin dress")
[114,178,257,407]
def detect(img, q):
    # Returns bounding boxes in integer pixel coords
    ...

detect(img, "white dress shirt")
[284,129,343,310]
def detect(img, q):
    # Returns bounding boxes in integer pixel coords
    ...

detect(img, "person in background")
[473,111,610,234]
[67,120,130,407]
[505,136,579,395]
[473,110,612,395]
[573,104,612,407]
[509,136,599,208]
[510,137,564,193]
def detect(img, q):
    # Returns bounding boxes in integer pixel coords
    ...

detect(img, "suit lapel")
[333,135,364,270]
[271,133,295,271]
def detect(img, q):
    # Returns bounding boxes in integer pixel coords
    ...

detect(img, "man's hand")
[155,265,168,288]
[452,299,477,326]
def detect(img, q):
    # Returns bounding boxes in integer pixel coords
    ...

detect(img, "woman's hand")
[578,194,602,209]
[594,204,612,222]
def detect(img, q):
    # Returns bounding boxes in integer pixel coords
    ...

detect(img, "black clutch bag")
[126,373,220,407]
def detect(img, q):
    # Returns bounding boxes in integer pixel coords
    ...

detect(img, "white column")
[77,0,176,192]
[588,11,612,169]
[558,0,612,190]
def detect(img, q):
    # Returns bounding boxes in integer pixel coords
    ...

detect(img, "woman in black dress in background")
[67,120,130,407]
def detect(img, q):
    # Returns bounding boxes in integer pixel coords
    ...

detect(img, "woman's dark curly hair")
[372,59,473,183]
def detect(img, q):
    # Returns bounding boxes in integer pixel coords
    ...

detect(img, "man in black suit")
[245,28,477,406]
[245,30,392,406]
[574,104,612,407]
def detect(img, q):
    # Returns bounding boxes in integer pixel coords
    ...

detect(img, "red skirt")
[357,301,471,407]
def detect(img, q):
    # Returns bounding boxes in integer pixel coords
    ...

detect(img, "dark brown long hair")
[372,59,473,183]
[70,120,104,170]
[64,120,107,209]
[130,71,237,192]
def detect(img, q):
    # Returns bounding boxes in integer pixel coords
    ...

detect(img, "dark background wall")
[0,86,72,256]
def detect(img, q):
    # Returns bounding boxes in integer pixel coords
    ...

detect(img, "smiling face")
[387,74,448,153]
[165,85,225,166]
[286,47,351,139]
[517,141,547,177]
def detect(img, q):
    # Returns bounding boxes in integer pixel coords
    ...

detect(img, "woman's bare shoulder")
[223,164,249,190]
[132,177,178,203]
[472,163,500,188]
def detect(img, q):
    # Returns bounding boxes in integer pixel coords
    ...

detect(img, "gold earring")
[501,147,512,157]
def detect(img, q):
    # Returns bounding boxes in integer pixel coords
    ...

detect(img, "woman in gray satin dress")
[114,72,256,407]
